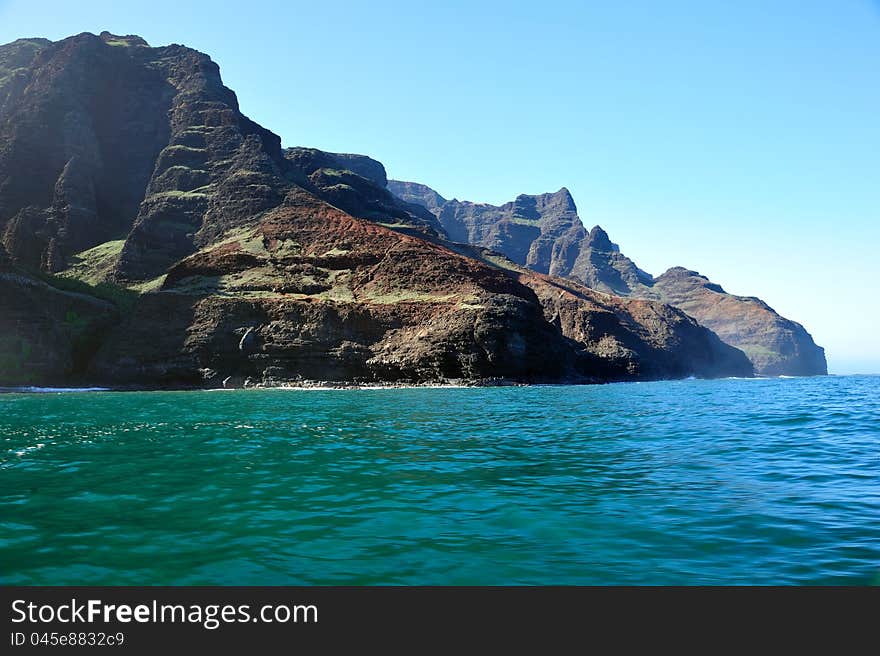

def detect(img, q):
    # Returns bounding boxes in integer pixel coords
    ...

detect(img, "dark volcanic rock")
[113,38,292,281]
[391,182,651,293]
[0,33,440,284]
[0,37,51,105]
[450,244,752,380]
[93,189,750,385]
[0,245,117,385]
[393,179,826,376]
[285,148,444,237]
[285,148,387,187]
[0,31,295,281]
[0,33,176,272]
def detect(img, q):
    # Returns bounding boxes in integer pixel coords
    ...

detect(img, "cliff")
[0,244,117,384]
[0,32,752,386]
[390,179,826,376]
[647,267,827,376]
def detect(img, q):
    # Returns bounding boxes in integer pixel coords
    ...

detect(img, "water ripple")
[1,376,879,584]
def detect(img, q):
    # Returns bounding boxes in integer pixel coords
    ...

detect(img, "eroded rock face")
[432,188,583,276]
[92,190,750,385]
[392,179,826,376]
[0,32,440,283]
[0,33,176,273]
[0,245,117,384]
[450,244,753,380]
[92,190,571,385]
[388,182,654,294]
[284,148,444,237]
[112,39,292,281]
[284,148,388,188]
[388,181,448,213]
[646,268,826,376]
[0,32,754,386]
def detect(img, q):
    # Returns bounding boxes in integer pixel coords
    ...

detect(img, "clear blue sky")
[2,0,878,373]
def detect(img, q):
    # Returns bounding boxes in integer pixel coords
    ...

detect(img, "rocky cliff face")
[0,32,752,386]
[566,226,654,296]
[391,179,826,376]
[284,148,444,237]
[646,268,827,376]
[0,33,175,273]
[0,32,437,284]
[431,188,585,276]
[388,182,652,294]
[388,180,448,213]
[452,245,752,381]
[0,244,117,384]
[89,187,752,386]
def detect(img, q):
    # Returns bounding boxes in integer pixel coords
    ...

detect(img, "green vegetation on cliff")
[57,240,125,286]
[38,270,137,314]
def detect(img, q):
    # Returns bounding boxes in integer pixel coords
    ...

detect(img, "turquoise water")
[1,376,878,585]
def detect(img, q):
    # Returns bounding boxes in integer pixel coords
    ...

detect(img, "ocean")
[1,376,878,585]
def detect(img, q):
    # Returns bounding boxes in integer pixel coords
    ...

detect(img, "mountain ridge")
[388,178,826,376]
[0,32,752,386]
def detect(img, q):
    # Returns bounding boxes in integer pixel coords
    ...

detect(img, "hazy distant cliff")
[389,179,826,376]
[645,267,827,376]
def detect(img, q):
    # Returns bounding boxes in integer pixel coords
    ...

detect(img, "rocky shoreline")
[3,370,821,395]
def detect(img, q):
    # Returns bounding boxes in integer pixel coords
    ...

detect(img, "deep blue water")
[1,376,878,585]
